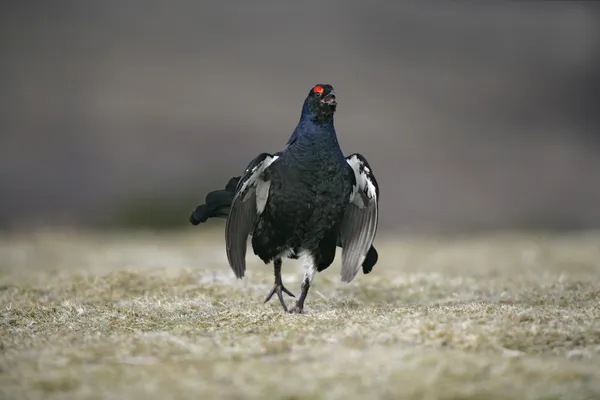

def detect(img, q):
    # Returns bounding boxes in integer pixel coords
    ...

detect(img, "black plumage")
[189,177,240,223]
[189,176,379,274]
[191,84,380,313]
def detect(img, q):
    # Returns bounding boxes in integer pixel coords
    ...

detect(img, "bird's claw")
[287,303,304,314]
[264,283,295,312]
[264,284,295,301]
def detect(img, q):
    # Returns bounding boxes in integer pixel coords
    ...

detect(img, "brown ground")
[1,230,599,399]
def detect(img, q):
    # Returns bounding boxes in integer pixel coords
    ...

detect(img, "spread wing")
[339,153,380,282]
[225,153,279,278]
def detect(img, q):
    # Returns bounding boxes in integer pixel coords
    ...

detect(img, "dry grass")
[1,229,600,400]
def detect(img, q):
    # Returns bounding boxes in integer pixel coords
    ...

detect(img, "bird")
[191,84,380,313]
[189,177,379,273]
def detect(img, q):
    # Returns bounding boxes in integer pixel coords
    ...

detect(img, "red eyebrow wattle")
[313,85,324,95]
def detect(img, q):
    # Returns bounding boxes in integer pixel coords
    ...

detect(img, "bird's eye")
[315,92,322,98]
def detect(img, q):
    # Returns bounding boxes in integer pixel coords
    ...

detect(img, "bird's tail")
[189,177,241,225]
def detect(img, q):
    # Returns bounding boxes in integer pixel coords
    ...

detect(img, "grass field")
[1,229,599,400]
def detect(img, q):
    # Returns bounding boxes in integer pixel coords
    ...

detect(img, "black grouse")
[190,177,379,274]
[191,84,380,313]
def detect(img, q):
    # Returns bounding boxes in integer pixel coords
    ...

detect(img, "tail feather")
[189,177,240,225]
[362,246,378,274]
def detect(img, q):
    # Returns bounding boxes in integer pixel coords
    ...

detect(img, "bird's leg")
[288,278,311,314]
[288,254,316,314]
[264,258,295,312]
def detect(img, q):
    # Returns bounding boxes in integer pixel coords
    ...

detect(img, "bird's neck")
[297,113,334,131]
[284,111,344,163]
[299,101,335,128]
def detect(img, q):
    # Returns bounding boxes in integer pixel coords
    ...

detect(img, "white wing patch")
[237,155,279,202]
[339,154,379,283]
[225,154,279,278]
[346,154,378,207]
[238,155,278,215]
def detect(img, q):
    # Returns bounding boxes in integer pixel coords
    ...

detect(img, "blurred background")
[1,1,599,234]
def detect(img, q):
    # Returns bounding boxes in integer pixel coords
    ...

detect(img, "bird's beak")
[321,90,337,106]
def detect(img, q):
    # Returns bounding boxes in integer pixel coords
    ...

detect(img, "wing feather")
[340,153,380,282]
[225,153,279,278]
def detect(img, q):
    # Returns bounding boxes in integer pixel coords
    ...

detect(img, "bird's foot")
[287,302,304,314]
[264,283,295,312]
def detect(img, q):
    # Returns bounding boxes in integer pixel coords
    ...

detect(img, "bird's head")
[302,84,337,123]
